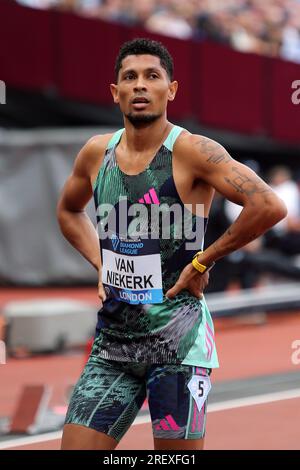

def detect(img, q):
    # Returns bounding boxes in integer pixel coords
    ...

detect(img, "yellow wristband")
[192,251,215,274]
[192,257,208,273]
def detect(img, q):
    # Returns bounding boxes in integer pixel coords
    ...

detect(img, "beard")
[125,112,162,127]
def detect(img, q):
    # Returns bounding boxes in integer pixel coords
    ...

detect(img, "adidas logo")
[205,322,214,360]
[155,415,180,431]
[138,187,160,205]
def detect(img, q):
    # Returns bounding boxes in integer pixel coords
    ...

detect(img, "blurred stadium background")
[0,0,300,450]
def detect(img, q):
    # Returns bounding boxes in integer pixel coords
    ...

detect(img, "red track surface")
[0,288,299,450]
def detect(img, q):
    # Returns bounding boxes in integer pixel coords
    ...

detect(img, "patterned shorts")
[65,354,212,443]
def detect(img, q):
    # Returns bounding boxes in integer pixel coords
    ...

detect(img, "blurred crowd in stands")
[9,2,300,291]
[16,0,300,63]
[205,164,300,292]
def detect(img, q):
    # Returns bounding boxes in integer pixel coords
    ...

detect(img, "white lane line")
[1,388,300,450]
[208,388,300,412]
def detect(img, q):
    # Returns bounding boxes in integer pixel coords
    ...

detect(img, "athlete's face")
[110,55,178,126]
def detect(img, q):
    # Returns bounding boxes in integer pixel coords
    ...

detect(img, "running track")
[0,288,299,450]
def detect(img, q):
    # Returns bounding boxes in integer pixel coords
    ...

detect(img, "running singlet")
[93,126,219,368]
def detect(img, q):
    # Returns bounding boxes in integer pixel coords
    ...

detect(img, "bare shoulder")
[176,132,230,163]
[75,133,113,175]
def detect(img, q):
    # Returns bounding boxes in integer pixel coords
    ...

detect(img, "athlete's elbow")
[56,197,73,231]
[260,197,288,228]
[56,197,65,226]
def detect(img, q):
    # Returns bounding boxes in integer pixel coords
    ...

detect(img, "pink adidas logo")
[138,187,160,205]
[205,322,214,360]
[155,415,180,431]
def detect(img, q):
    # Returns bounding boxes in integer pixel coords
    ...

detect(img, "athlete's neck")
[122,118,172,153]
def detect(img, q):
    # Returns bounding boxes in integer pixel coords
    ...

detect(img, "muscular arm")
[187,135,288,266]
[56,135,110,273]
[166,135,287,299]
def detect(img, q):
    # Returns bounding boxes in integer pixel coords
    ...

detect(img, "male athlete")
[57,38,287,450]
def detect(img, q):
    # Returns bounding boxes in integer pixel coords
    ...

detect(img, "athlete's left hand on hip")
[165,264,209,300]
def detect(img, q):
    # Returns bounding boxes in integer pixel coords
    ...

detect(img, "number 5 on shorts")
[187,375,211,412]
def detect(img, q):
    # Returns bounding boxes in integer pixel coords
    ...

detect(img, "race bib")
[101,234,163,305]
[187,375,211,412]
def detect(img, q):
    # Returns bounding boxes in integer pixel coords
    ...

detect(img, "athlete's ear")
[110,83,119,104]
[168,81,178,102]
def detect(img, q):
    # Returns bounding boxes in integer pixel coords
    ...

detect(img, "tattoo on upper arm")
[225,167,271,199]
[194,138,232,164]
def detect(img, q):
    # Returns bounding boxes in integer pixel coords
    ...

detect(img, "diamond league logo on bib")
[101,232,163,305]
[96,196,205,305]
[111,234,120,251]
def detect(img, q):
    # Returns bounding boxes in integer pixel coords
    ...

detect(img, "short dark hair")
[115,38,174,81]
